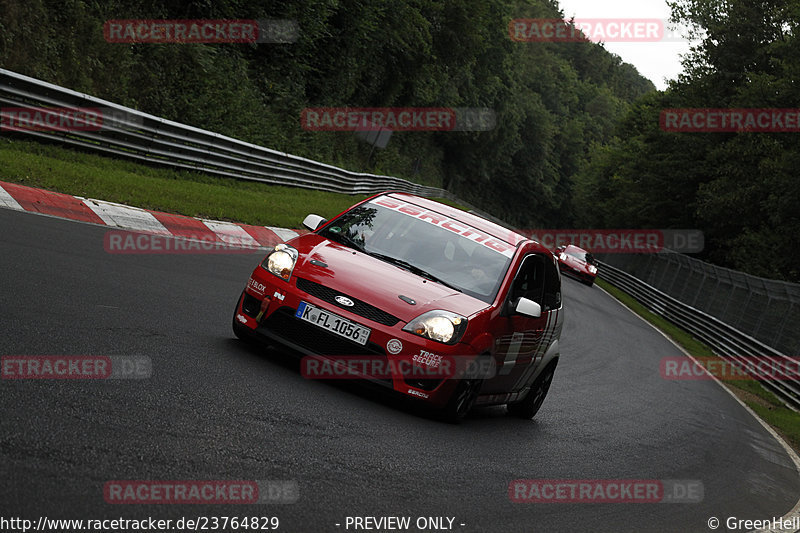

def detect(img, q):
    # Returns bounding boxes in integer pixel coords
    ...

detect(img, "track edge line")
[596,284,800,533]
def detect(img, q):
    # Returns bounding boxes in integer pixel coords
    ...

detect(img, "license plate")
[295,301,371,345]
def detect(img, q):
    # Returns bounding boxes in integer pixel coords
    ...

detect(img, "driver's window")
[542,257,562,310]
[510,254,546,305]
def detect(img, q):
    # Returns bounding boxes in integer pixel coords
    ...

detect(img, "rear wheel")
[507,360,557,419]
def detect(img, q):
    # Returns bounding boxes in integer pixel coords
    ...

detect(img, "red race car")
[233,192,563,422]
[556,244,598,286]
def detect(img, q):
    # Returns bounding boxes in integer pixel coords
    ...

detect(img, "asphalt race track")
[2,207,799,533]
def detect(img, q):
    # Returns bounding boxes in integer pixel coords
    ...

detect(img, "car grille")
[295,277,401,327]
[260,307,387,358]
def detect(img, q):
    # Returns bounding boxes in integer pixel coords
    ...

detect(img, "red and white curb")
[0,180,302,248]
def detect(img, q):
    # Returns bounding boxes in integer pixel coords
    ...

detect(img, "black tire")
[441,377,483,424]
[232,291,250,340]
[507,360,557,419]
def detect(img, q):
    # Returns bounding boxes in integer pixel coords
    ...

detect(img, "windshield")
[565,246,594,264]
[320,201,512,302]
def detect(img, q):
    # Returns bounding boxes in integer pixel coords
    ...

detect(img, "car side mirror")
[514,297,541,318]
[303,214,327,231]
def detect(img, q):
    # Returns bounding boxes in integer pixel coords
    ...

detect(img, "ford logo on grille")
[335,295,354,307]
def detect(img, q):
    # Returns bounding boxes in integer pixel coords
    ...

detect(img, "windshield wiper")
[326,231,366,253]
[367,252,462,293]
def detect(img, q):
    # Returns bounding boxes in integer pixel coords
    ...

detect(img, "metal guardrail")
[5,68,797,407]
[597,250,800,358]
[598,260,800,410]
[0,68,456,200]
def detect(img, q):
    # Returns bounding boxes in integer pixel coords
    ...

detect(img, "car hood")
[289,233,491,323]
[563,254,591,271]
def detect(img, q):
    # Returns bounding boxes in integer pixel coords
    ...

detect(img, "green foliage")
[575,0,800,281]
[0,0,655,229]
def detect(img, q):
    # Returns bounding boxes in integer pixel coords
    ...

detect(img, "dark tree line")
[0,0,653,229]
[574,0,800,281]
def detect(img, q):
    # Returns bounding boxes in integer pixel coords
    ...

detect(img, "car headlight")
[559,253,567,261]
[261,243,298,281]
[403,310,468,345]
[588,265,598,274]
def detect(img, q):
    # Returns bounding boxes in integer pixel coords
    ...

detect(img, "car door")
[484,252,562,394]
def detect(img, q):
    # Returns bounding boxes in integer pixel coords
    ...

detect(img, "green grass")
[597,277,800,451]
[0,139,472,227]
[0,138,378,228]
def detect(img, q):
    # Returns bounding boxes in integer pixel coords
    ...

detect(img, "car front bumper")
[235,269,481,408]
[558,263,597,283]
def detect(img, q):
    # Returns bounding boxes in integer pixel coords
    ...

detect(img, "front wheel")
[441,378,483,424]
[507,360,557,419]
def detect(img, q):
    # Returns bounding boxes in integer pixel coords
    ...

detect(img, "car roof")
[386,192,528,247]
